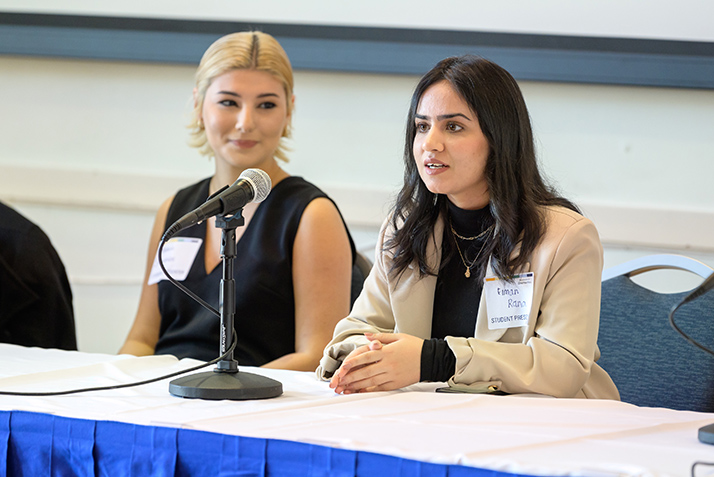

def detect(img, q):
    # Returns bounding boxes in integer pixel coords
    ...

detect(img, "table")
[1,344,713,476]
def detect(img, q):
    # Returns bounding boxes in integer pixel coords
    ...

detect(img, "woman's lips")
[232,140,258,149]
[424,161,448,175]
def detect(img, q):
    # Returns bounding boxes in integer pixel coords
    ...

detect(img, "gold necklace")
[450,223,494,241]
[450,222,494,278]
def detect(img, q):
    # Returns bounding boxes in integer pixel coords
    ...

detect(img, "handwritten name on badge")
[484,272,534,330]
[148,237,202,285]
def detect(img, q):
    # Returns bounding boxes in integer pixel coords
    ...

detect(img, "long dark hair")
[386,55,577,281]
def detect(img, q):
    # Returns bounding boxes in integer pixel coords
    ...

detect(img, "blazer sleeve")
[316,218,398,380]
[445,211,608,398]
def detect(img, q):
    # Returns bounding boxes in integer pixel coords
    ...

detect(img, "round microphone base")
[169,369,282,401]
[699,423,714,445]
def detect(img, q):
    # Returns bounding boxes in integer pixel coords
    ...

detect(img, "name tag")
[148,237,202,285]
[484,272,534,330]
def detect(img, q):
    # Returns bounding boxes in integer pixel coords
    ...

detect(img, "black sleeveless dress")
[155,176,355,365]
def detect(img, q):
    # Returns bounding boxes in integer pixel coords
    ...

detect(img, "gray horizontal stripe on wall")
[1,12,713,89]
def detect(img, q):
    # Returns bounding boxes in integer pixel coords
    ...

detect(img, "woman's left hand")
[329,332,424,394]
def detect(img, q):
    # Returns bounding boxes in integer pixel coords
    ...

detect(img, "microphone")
[163,168,271,240]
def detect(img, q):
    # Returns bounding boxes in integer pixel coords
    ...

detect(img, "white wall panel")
[1,53,713,354]
[1,0,712,42]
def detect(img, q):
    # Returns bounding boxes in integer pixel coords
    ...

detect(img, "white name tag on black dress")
[148,237,202,285]
[484,272,534,330]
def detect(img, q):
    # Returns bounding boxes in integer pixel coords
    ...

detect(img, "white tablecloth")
[1,343,712,476]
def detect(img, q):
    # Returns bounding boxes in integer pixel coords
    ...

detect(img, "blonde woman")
[120,32,355,371]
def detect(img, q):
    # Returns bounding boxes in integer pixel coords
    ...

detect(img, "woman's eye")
[415,122,429,133]
[219,99,238,107]
[259,102,277,109]
[446,122,463,132]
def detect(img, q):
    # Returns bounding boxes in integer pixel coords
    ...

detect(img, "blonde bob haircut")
[189,31,294,162]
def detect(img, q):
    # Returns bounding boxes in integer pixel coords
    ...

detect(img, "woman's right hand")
[329,332,423,394]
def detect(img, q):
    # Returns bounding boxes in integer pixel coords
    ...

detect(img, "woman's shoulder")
[538,204,600,248]
[541,204,590,228]
[265,177,336,219]
[257,176,333,228]
[272,176,326,199]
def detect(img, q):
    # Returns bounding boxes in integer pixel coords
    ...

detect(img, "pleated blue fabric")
[0,410,528,477]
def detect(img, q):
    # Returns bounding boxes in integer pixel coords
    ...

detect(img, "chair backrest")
[598,254,714,412]
[602,253,713,281]
[350,251,373,307]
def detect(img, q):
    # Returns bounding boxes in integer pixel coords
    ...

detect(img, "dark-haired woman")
[318,55,619,399]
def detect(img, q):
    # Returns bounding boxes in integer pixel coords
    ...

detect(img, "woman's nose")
[236,107,255,132]
[421,128,444,152]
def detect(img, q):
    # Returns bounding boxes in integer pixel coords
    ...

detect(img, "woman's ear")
[288,94,295,119]
[282,94,295,137]
[193,87,203,126]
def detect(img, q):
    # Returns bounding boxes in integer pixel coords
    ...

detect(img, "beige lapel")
[390,216,444,338]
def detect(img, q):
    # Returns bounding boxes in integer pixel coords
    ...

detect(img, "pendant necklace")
[450,222,494,278]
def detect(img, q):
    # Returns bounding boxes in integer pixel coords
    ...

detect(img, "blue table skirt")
[0,410,529,477]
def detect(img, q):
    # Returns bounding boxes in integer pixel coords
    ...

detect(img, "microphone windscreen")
[240,168,272,203]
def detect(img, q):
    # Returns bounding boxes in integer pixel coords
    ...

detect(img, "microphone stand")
[169,210,282,400]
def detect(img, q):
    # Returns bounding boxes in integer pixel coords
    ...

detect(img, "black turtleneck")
[420,200,493,383]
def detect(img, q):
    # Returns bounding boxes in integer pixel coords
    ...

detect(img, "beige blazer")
[317,206,620,400]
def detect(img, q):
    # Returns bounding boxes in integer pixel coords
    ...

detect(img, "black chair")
[598,254,714,412]
[0,202,77,350]
[350,251,373,307]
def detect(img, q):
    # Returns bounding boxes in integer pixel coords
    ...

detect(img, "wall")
[1,4,713,354]
[2,0,713,41]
